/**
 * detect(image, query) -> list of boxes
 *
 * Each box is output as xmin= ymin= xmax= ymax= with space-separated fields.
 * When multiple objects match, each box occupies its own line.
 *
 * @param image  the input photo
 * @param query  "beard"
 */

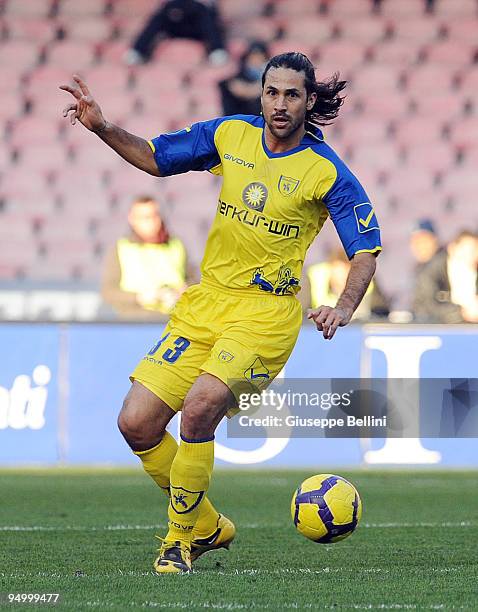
xmin=265 ymin=112 xmax=306 ymax=141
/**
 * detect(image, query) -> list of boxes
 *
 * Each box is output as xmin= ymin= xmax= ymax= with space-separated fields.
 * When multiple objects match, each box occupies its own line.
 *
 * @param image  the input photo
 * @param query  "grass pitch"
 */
xmin=0 ymin=469 xmax=476 ymax=610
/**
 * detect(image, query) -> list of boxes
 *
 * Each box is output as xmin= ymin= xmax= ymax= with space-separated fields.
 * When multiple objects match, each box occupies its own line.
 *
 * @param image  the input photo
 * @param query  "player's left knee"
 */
xmin=181 ymin=403 xmax=216 ymax=440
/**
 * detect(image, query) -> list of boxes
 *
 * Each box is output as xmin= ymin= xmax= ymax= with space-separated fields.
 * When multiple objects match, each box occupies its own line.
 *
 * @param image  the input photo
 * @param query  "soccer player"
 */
xmin=60 ymin=52 xmax=381 ymax=574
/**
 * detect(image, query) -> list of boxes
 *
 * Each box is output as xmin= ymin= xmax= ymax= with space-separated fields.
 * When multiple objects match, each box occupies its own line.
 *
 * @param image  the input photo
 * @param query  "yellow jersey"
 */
xmin=148 ymin=115 xmax=381 ymax=296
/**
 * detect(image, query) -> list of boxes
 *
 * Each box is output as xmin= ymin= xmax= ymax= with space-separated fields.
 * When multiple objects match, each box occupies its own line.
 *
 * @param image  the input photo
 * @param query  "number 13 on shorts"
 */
xmin=148 ymin=332 xmax=191 ymax=364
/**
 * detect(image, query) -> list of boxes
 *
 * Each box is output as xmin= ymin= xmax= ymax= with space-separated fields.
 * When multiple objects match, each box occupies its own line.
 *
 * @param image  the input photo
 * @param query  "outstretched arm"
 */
xmin=308 ymin=252 xmax=376 ymax=340
xmin=60 ymin=74 xmax=160 ymax=176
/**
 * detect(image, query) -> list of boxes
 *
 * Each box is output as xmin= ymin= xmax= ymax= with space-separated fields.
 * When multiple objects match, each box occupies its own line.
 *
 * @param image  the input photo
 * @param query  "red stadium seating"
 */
xmin=56 ymin=0 xmax=107 ymax=17
xmin=4 ymin=16 xmax=58 ymax=43
xmin=281 ymin=17 xmax=332 ymax=44
xmin=46 ymin=40 xmax=98 ymax=70
xmin=423 ymin=40 xmax=476 ymax=66
xmin=434 ymin=0 xmax=478 ymax=17
xmin=273 ymin=0 xmax=320 ymax=17
xmin=337 ymin=16 xmax=390 ymax=43
xmin=379 ymin=0 xmax=427 ymax=18
xmin=373 ymin=39 xmax=421 ymax=65
xmin=1 ymin=0 xmax=476 ymax=294
xmin=62 ymin=18 xmax=113 ymax=43
xmin=4 ymin=0 xmax=53 ymax=18
xmin=0 ymin=40 xmax=40 ymax=71
xmin=391 ymin=17 xmax=441 ymax=43
xmin=325 ymin=0 xmax=372 ymax=18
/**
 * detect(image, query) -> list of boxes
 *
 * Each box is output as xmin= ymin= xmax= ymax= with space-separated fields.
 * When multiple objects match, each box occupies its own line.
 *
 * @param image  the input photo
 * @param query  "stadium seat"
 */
xmin=121 ymin=114 xmax=170 ymax=140
xmin=81 ymin=64 xmax=130 ymax=96
xmin=351 ymin=142 xmax=402 ymax=174
xmin=28 ymin=85 xmax=78 ymax=119
xmin=110 ymin=0 xmax=156 ymax=17
xmin=423 ymin=40 xmax=476 ymax=66
xmin=140 ymin=90 xmax=191 ymax=121
xmin=393 ymin=116 xmax=445 ymax=147
xmin=16 ymin=142 xmax=70 ymax=173
xmin=220 ymin=0 xmax=266 ymax=21
xmin=337 ymin=118 xmax=390 ymax=147
xmin=349 ymin=64 xmax=400 ymax=94
xmin=448 ymin=117 xmax=478 ymax=148
xmin=62 ymin=18 xmax=113 ymax=42
xmin=281 ymin=16 xmax=332 ymax=44
xmin=411 ymin=93 xmax=465 ymax=123
xmin=391 ymin=16 xmax=441 ymax=43
xmin=440 ymin=168 xmax=478 ymax=212
xmin=72 ymin=142 xmax=125 ymax=171
xmin=458 ymin=67 xmax=478 ymax=95
xmin=434 ymin=0 xmax=478 ymax=17
xmin=336 ymin=16 xmax=389 ymax=43
xmin=0 ymin=91 xmax=24 ymax=121
xmin=53 ymin=166 xmax=106 ymax=196
xmin=273 ymin=0 xmax=320 ymax=17
xmin=46 ymin=40 xmax=98 ymax=70
xmin=4 ymin=0 xmax=52 ymax=18
xmin=402 ymin=142 xmax=457 ymax=174
xmin=107 ymin=164 xmax=161 ymax=201
xmin=152 ymin=39 xmax=206 ymax=67
xmin=97 ymin=40 xmax=130 ymax=63
xmin=316 ymin=41 xmax=368 ymax=73
xmin=325 ymin=0 xmax=372 ymax=18
xmin=4 ymin=16 xmax=58 ymax=44
xmin=269 ymin=40 xmax=316 ymax=60
xmin=404 ymin=65 xmax=454 ymax=94
xmin=133 ymin=63 xmax=185 ymax=95
xmin=57 ymin=0 xmax=107 ymax=17
xmin=0 ymin=40 xmax=40 ymax=72
xmin=379 ymin=0 xmax=427 ymax=18
xmin=26 ymin=65 xmax=73 ymax=95
xmin=358 ymin=92 xmax=408 ymax=119
xmin=9 ymin=115 xmax=62 ymax=147
xmin=387 ymin=164 xmax=437 ymax=193
xmin=372 ymin=40 xmax=421 ymax=65
xmin=443 ymin=18 xmax=478 ymax=43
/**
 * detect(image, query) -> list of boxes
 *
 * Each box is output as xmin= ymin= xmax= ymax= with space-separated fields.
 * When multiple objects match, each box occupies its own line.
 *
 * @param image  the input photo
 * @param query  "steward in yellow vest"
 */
xmin=102 ymin=196 xmax=188 ymax=319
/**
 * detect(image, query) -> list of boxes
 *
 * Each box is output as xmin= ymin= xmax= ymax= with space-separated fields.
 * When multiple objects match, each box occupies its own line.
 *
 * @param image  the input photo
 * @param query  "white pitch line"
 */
xmin=0 ymin=521 xmax=474 ymax=532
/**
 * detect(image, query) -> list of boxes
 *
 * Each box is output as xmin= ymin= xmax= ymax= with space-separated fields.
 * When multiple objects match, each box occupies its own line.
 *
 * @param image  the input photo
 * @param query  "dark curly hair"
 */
xmin=261 ymin=52 xmax=347 ymax=127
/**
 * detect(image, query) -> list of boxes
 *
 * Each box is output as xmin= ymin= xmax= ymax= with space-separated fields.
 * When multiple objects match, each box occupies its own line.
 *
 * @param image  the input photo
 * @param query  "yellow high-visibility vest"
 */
xmin=117 ymin=238 xmax=186 ymax=311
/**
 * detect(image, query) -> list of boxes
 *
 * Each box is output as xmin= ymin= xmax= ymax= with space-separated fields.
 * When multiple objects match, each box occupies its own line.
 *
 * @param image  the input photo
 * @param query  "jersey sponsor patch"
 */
xmin=354 ymin=202 xmax=379 ymax=233
xmin=242 ymin=182 xmax=268 ymax=212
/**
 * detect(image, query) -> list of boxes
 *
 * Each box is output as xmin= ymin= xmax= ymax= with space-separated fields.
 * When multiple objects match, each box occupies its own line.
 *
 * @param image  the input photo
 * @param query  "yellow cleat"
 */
xmin=190 ymin=514 xmax=236 ymax=562
xmin=153 ymin=539 xmax=191 ymax=574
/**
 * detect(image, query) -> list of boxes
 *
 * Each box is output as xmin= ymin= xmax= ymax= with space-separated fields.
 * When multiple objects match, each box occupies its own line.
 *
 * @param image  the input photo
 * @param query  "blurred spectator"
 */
xmin=413 ymin=230 xmax=478 ymax=323
xmin=124 ymin=0 xmax=228 ymax=66
xmin=303 ymin=248 xmax=389 ymax=320
xmin=102 ymin=195 xmax=189 ymax=320
xmin=410 ymin=219 xmax=440 ymax=267
xmin=219 ymin=41 xmax=268 ymax=116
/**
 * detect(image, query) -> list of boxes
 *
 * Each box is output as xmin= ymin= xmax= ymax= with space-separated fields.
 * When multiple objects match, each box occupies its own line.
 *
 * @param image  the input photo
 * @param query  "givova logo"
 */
xmin=0 ymin=365 xmax=51 ymax=430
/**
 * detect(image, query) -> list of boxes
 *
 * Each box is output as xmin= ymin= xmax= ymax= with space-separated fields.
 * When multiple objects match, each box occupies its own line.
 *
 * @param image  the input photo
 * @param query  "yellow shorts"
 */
xmin=130 ymin=281 xmax=303 ymax=416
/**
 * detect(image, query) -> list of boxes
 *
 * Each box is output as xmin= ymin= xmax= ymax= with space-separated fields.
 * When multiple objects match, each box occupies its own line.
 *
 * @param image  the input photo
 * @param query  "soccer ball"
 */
xmin=291 ymin=474 xmax=362 ymax=543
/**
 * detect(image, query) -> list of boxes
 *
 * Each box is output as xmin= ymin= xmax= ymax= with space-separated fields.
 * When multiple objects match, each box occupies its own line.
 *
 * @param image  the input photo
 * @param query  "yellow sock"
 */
xmin=166 ymin=435 xmax=215 ymax=545
xmin=134 ymin=432 xmax=219 ymax=538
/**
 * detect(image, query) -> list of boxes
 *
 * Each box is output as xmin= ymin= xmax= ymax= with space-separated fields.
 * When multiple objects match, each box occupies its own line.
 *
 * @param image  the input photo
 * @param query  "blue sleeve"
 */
xmin=149 ymin=118 xmax=225 ymax=176
xmin=323 ymin=164 xmax=382 ymax=259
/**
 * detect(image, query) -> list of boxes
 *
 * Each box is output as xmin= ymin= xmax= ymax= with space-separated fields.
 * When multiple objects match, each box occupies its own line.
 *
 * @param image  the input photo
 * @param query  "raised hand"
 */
xmin=307 ymin=305 xmax=353 ymax=340
xmin=59 ymin=74 xmax=106 ymax=132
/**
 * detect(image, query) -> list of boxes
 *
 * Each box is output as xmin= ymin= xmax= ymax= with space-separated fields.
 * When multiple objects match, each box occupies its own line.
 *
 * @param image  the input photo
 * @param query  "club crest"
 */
xmin=278 ymin=175 xmax=300 ymax=196
xmin=170 ymin=486 xmax=205 ymax=514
